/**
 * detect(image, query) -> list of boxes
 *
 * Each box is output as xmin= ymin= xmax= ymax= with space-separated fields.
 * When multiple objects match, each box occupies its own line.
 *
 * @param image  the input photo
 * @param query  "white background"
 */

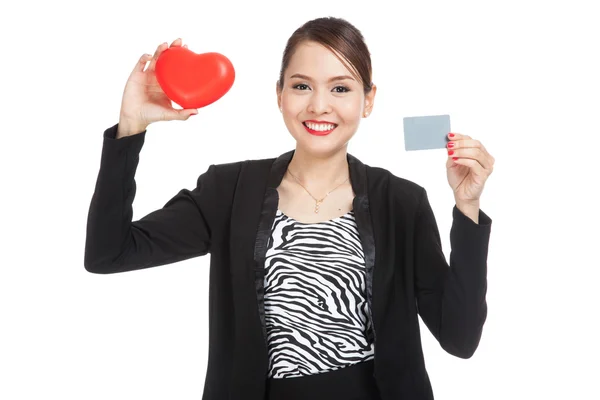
xmin=2 ymin=0 xmax=599 ymax=399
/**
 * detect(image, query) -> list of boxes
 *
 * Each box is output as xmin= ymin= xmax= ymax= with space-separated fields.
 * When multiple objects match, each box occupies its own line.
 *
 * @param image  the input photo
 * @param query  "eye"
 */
xmin=333 ymin=86 xmax=350 ymax=93
xmin=293 ymin=84 xmax=310 ymax=90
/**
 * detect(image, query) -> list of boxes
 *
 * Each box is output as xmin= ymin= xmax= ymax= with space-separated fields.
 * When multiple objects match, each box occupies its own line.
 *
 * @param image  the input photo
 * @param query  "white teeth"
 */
xmin=305 ymin=122 xmax=336 ymax=131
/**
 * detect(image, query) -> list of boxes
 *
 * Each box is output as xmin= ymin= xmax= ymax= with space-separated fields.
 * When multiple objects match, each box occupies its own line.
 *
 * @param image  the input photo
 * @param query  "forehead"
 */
xmin=286 ymin=41 xmax=355 ymax=80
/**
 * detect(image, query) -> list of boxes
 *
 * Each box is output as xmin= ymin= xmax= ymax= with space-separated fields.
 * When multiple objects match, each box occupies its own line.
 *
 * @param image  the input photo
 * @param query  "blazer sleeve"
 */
xmin=84 ymin=123 xmax=216 ymax=274
xmin=414 ymin=187 xmax=492 ymax=359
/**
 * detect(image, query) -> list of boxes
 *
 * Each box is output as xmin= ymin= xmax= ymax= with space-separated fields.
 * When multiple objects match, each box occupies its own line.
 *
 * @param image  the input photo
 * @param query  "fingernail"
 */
xmin=447 ymin=142 xmax=454 ymax=148
xmin=448 ymin=133 xmax=455 ymax=138
xmin=452 ymin=157 xmax=458 ymax=160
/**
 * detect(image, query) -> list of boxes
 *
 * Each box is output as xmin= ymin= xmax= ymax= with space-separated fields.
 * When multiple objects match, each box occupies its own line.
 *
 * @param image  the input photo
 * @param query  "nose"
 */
xmin=307 ymin=88 xmax=332 ymax=115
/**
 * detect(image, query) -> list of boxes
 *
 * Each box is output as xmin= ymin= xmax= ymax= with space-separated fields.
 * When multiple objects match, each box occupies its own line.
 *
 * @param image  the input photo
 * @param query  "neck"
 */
xmin=286 ymin=146 xmax=350 ymax=193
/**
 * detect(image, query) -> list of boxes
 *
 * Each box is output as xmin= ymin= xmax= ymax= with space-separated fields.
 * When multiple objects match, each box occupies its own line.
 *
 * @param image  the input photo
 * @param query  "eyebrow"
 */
xmin=289 ymin=73 xmax=355 ymax=82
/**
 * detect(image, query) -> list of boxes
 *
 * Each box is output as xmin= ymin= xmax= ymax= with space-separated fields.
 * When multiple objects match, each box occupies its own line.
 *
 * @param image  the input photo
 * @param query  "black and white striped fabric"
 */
xmin=264 ymin=208 xmax=375 ymax=379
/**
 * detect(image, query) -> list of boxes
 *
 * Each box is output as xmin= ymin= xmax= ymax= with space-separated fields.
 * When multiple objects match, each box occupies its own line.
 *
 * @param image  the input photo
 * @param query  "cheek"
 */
xmin=282 ymin=94 xmax=306 ymax=114
xmin=338 ymin=100 xmax=363 ymax=121
xmin=281 ymin=90 xmax=298 ymax=104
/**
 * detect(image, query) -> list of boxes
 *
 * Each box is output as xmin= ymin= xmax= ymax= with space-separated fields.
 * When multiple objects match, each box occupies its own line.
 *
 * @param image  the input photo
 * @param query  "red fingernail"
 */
xmin=448 ymin=150 xmax=454 ymax=155
xmin=447 ymin=142 xmax=454 ymax=148
xmin=452 ymin=157 xmax=458 ymax=160
xmin=449 ymin=133 xmax=455 ymax=138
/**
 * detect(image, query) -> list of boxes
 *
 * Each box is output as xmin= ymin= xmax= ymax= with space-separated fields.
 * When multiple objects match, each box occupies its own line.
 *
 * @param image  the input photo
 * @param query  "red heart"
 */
xmin=155 ymin=46 xmax=235 ymax=109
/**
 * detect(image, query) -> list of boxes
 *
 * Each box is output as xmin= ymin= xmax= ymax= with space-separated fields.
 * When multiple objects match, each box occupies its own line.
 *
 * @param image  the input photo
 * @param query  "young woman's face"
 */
xmin=277 ymin=41 xmax=375 ymax=156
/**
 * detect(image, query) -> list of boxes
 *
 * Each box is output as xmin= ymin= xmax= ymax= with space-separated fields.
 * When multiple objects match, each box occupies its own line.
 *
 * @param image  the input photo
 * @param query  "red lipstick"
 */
xmin=303 ymin=120 xmax=337 ymax=136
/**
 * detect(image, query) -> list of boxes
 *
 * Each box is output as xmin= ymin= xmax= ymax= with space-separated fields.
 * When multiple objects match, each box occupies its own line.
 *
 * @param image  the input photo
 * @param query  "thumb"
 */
xmin=170 ymin=108 xmax=198 ymax=120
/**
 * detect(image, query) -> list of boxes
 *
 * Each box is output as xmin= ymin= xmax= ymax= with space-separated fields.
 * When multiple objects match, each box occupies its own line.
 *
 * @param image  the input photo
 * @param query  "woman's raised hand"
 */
xmin=117 ymin=38 xmax=198 ymax=138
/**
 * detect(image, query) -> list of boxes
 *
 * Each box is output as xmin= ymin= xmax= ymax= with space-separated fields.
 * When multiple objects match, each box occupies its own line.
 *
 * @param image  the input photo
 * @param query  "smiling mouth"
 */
xmin=302 ymin=121 xmax=338 ymax=135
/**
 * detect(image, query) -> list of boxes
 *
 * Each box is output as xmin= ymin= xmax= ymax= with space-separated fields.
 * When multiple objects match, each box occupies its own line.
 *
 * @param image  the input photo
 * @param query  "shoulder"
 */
xmin=205 ymin=156 xmax=277 ymax=188
xmin=194 ymin=157 xmax=274 ymax=211
xmin=365 ymin=164 xmax=425 ymax=206
xmin=209 ymin=155 xmax=275 ymax=178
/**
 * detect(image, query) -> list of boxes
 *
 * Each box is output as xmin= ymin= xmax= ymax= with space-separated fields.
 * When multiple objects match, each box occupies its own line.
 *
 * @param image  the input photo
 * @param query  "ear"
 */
xmin=276 ymin=80 xmax=282 ymax=110
xmin=363 ymin=83 xmax=377 ymax=117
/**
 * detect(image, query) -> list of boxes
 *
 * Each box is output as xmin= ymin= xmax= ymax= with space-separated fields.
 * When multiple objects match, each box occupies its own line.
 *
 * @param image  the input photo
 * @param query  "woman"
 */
xmin=85 ymin=17 xmax=494 ymax=400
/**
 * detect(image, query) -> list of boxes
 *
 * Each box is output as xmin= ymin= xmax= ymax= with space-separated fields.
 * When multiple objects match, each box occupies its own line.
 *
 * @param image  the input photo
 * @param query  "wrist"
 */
xmin=455 ymin=200 xmax=480 ymax=224
xmin=455 ymin=197 xmax=480 ymax=208
xmin=117 ymin=117 xmax=147 ymax=138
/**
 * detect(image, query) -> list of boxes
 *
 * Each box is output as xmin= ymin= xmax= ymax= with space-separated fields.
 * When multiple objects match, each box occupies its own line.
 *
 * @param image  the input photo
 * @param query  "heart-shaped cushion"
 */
xmin=155 ymin=46 xmax=235 ymax=109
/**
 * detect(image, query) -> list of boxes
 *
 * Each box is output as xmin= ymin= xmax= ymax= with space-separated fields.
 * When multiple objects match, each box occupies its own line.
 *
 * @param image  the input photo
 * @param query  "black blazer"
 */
xmin=85 ymin=123 xmax=493 ymax=400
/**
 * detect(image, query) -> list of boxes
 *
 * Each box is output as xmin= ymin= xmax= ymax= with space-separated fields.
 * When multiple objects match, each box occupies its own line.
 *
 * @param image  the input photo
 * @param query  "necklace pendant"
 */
xmin=315 ymin=199 xmax=323 ymax=214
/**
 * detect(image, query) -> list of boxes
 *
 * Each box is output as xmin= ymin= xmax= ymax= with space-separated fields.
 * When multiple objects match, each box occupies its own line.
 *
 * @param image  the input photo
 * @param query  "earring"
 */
xmin=280 ymin=106 xmax=283 ymax=112
xmin=364 ymin=111 xmax=369 ymax=117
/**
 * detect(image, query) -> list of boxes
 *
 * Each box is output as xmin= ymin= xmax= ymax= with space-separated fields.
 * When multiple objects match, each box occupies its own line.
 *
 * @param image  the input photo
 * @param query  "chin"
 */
xmin=295 ymin=136 xmax=349 ymax=156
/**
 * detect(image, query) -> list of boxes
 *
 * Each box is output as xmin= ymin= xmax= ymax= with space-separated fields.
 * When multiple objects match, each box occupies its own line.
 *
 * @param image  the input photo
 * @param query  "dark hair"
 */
xmin=278 ymin=17 xmax=373 ymax=94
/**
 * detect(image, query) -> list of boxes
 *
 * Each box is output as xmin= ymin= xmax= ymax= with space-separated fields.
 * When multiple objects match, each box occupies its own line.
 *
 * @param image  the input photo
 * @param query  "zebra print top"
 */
xmin=264 ymin=208 xmax=375 ymax=379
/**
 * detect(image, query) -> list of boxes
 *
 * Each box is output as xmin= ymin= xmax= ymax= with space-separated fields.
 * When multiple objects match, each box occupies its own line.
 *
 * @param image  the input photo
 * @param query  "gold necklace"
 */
xmin=287 ymin=168 xmax=349 ymax=214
